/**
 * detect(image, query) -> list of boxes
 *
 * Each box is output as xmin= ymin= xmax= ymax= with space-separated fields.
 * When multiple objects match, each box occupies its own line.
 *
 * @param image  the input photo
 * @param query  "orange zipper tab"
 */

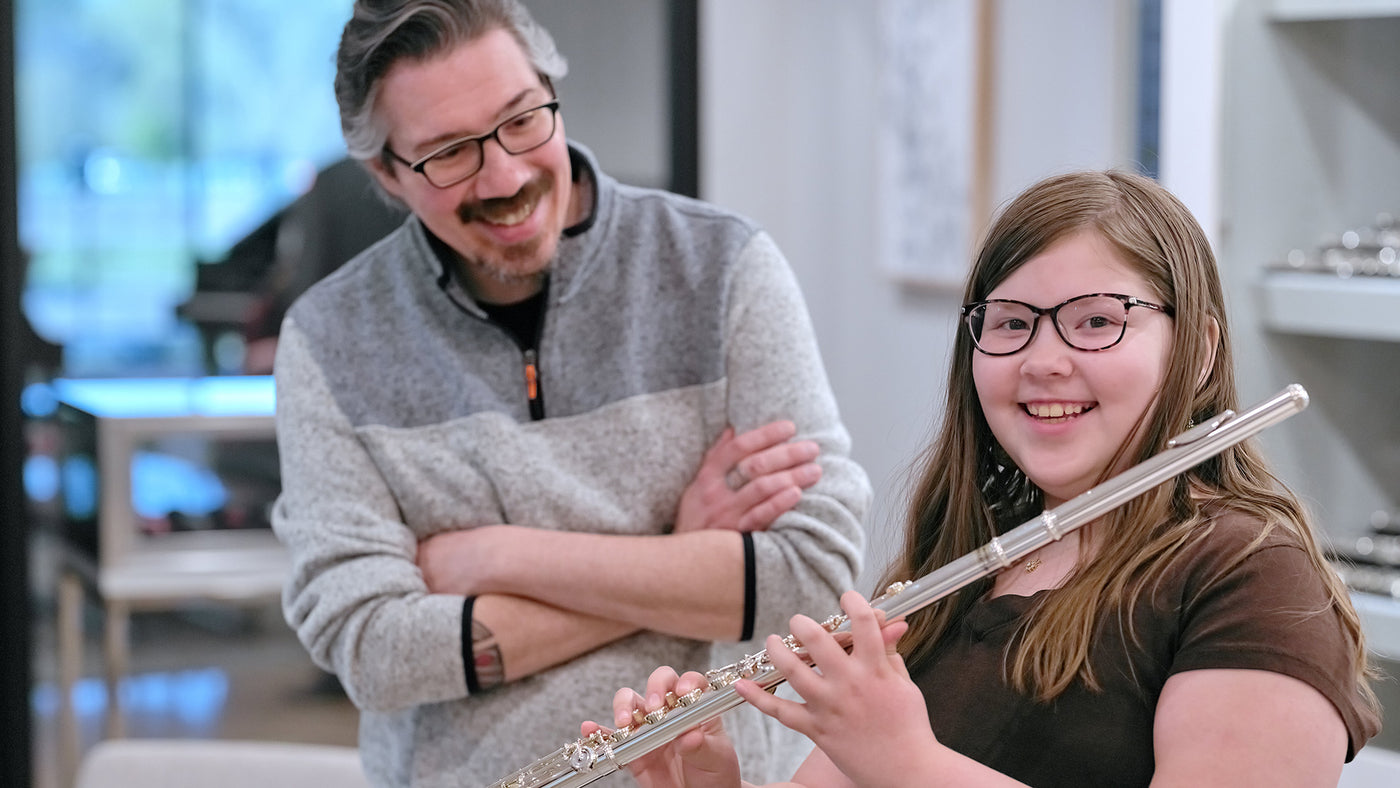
xmin=523 ymin=349 xmax=539 ymax=401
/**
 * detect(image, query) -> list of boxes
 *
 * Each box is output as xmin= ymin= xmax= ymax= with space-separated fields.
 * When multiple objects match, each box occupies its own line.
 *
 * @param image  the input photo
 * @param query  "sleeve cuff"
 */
xmin=462 ymin=595 xmax=480 ymax=694
xmin=741 ymin=532 xmax=757 ymax=641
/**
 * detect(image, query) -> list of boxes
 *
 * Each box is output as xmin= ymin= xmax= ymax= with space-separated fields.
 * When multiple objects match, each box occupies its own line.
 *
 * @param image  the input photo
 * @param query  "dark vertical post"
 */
xmin=666 ymin=0 xmax=699 ymax=198
xmin=0 ymin=0 xmax=35 ymax=783
xmin=1136 ymin=0 xmax=1162 ymax=179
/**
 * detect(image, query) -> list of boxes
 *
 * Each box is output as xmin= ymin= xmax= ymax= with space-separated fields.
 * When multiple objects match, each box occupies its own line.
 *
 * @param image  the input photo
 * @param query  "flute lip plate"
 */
xmin=1167 ymin=410 xmax=1235 ymax=448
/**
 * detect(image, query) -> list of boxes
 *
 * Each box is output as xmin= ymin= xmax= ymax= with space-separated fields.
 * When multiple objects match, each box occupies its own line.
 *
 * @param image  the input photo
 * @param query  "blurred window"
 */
xmin=17 ymin=0 xmax=354 ymax=377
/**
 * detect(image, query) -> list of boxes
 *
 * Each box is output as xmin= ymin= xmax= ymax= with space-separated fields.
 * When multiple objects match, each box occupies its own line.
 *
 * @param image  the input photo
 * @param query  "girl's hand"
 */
xmin=734 ymin=590 xmax=937 ymax=787
xmin=583 ymin=667 xmax=741 ymax=788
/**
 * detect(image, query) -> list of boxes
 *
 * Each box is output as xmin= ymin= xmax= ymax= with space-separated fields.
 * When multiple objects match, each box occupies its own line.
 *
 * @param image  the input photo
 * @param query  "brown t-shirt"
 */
xmin=909 ymin=511 xmax=1380 ymax=787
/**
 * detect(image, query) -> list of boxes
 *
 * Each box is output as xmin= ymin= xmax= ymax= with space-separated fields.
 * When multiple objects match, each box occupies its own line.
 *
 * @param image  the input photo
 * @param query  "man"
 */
xmin=271 ymin=1 xmax=869 ymax=785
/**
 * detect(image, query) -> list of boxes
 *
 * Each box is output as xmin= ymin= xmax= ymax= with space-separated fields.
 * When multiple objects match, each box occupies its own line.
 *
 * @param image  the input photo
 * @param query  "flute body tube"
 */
xmin=489 ymin=384 xmax=1310 ymax=788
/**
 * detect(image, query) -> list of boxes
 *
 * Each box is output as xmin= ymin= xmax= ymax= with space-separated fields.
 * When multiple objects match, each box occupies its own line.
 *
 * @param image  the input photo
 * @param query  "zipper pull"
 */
xmin=523 ymin=349 xmax=539 ymax=403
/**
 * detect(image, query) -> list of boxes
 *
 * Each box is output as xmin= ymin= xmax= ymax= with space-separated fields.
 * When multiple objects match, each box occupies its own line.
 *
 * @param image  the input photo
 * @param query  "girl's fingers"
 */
xmin=789 ymin=612 xmax=849 ymax=671
xmin=883 ymin=619 xmax=909 ymax=658
xmin=645 ymin=666 xmax=683 ymax=700
xmin=841 ymin=590 xmax=888 ymax=666
xmin=674 ymin=670 xmax=711 ymax=698
xmin=765 ymin=629 xmax=829 ymax=703
xmin=612 ymin=686 xmax=647 ymax=729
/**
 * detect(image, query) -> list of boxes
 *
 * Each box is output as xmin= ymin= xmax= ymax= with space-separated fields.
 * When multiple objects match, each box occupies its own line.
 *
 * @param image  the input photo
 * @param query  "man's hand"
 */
xmin=417 ymin=525 xmax=506 ymax=596
xmin=675 ymin=421 xmax=822 ymax=534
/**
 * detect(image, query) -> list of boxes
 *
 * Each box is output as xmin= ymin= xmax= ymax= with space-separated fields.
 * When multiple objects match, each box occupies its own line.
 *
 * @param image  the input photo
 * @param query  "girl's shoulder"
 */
xmin=1153 ymin=504 xmax=1317 ymax=604
xmin=1190 ymin=504 xmax=1307 ymax=556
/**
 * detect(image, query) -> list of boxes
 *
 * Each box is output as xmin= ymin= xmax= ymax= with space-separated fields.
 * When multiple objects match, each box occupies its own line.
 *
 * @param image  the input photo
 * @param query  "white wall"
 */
xmin=700 ymin=0 xmax=1140 ymax=591
xmin=529 ymin=0 xmax=670 ymax=188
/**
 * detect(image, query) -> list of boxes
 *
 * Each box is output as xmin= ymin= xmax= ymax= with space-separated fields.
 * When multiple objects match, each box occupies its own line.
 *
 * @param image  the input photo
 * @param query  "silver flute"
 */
xmin=489 ymin=384 xmax=1311 ymax=788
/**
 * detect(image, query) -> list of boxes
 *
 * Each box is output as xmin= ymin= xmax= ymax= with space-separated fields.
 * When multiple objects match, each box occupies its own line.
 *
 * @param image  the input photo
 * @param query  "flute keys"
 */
xmin=708 ymin=670 xmax=740 ymax=688
xmin=567 ymin=745 xmax=596 ymax=771
xmin=627 ymin=690 xmax=689 ymax=732
xmin=883 ymin=580 xmax=912 ymax=598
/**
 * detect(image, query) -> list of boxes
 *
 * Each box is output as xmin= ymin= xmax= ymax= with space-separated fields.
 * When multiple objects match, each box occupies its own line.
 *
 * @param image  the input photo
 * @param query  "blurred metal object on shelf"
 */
xmin=1281 ymin=212 xmax=1400 ymax=279
xmin=1331 ymin=509 xmax=1400 ymax=601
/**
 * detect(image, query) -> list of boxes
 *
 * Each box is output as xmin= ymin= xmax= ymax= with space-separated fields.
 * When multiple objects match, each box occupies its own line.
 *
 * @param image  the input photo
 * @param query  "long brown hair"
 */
xmin=881 ymin=170 xmax=1374 ymax=705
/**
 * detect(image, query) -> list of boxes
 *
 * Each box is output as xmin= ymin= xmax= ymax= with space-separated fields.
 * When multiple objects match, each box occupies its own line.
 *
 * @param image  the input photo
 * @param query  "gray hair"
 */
xmin=335 ymin=0 xmax=568 ymax=164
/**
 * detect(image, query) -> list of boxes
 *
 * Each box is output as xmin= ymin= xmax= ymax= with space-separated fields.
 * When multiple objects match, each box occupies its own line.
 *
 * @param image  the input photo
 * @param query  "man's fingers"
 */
xmin=681 ymin=422 xmax=821 ymax=534
xmin=728 ymin=420 xmax=798 ymax=456
xmin=713 ymin=421 xmax=800 ymax=486
xmin=708 ymin=421 xmax=817 ymax=495
xmin=739 ymin=439 xmax=819 ymax=481
xmin=729 ymin=442 xmax=819 ymax=492
xmin=734 ymin=486 xmax=803 ymax=532
xmin=732 ymin=462 xmax=820 ymax=503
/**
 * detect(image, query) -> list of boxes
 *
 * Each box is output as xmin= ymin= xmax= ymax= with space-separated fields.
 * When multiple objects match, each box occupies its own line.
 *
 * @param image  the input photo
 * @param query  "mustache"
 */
xmin=456 ymin=175 xmax=552 ymax=224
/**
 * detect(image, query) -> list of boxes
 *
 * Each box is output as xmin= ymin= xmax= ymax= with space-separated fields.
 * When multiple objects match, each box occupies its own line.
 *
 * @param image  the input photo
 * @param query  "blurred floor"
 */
xmin=28 ymin=532 xmax=359 ymax=788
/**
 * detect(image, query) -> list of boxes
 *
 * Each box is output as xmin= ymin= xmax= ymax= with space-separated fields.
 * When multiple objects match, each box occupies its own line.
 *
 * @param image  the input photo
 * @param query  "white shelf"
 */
xmin=1258 ymin=272 xmax=1400 ymax=342
xmin=1271 ymin=0 xmax=1400 ymax=20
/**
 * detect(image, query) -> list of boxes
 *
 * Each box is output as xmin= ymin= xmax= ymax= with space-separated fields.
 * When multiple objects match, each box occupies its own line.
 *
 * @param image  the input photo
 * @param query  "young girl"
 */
xmin=599 ymin=170 xmax=1381 ymax=787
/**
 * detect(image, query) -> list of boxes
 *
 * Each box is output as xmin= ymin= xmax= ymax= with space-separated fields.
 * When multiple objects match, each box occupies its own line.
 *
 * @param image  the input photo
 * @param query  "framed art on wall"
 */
xmin=877 ymin=0 xmax=995 ymax=289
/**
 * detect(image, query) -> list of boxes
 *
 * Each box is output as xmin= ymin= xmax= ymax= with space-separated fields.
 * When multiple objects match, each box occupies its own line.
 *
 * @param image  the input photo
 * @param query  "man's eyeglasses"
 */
xmin=961 ymin=293 xmax=1172 ymax=356
xmin=386 ymin=100 xmax=560 ymax=189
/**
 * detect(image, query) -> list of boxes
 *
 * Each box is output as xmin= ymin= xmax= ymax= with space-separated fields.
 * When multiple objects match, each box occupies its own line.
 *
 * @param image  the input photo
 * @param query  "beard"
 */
xmin=460 ymin=244 xmax=549 ymax=290
xmin=455 ymin=173 xmax=556 ymax=288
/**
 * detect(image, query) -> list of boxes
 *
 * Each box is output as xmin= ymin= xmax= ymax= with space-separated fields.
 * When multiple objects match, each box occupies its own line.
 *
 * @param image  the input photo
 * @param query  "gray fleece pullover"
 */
xmin=272 ymin=144 xmax=868 ymax=787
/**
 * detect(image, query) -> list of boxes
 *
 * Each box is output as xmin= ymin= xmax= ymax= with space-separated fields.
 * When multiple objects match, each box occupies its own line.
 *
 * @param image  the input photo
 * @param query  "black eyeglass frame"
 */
xmin=385 ymin=100 xmax=561 ymax=189
xmin=960 ymin=292 xmax=1173 ymax=356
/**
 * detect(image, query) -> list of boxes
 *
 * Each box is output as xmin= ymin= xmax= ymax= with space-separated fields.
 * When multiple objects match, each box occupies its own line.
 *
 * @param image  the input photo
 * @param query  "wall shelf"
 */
xmin=1259 ymin=272 xmax=1400 ymax=342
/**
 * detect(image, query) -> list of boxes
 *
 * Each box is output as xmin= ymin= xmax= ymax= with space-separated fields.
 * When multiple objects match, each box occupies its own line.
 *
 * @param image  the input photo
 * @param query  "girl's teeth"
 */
xmin=1029 ymin=403 xmax=1084 ymax=418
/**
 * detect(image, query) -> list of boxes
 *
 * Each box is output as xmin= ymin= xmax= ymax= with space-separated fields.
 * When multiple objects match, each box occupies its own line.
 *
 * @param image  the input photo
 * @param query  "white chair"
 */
xmin=74 ymin=739 xmax=371 ymax=788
